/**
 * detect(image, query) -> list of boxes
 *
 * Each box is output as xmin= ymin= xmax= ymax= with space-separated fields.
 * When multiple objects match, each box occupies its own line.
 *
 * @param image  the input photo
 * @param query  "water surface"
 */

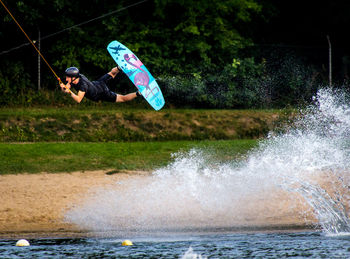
xmin=2 ymin=231 xmax=350 ymax=258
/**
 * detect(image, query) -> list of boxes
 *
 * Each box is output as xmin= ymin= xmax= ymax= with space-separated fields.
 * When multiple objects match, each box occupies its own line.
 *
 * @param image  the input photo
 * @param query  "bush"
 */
xmin=159 ymin=57 xmax=266 ymax=108
xmin=1 ymin=53 xmax=323 ymax=108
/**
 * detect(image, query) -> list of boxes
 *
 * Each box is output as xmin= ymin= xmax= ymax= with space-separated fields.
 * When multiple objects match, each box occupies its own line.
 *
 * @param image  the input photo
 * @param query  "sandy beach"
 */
xmin=0 ymin=170 xmax=149 ymax=237
xmin=0 ymin=170 xmax=319 ymax=238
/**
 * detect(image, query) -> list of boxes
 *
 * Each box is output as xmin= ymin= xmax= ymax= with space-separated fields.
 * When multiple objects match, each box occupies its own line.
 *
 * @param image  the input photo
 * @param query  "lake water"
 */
xmin=2 ymin=231 xmax=350 ymax=258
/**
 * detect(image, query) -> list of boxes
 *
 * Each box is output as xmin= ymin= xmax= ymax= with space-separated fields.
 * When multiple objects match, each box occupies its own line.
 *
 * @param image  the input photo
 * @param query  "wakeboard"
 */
xmin=107 ymin=40 xmax=165 ymax=110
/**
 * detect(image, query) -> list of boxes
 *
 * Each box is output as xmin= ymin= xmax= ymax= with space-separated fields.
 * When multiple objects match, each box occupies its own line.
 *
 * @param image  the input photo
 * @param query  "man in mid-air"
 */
xmin=59 ymin=66 xmax=141 ymax=103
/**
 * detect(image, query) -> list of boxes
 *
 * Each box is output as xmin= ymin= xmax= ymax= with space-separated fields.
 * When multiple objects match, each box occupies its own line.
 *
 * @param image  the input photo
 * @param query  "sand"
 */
xmin=0 ymin=170 xmax=317 ymax=238
xmin=0 ymin=170 xmax=148 ymax=237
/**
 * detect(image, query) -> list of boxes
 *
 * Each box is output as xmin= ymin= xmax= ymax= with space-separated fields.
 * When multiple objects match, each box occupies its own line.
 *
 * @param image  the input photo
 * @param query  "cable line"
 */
xmin=0 ymin=0 xmax=71 ymax=92
xmin=0 ymin=0 xmax=148 ymax=56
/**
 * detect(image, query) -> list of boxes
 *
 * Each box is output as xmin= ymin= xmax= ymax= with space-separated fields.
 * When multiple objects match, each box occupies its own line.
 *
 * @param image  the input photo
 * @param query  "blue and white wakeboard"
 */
xmin=107 ymin=40 xmax=165 ymax=110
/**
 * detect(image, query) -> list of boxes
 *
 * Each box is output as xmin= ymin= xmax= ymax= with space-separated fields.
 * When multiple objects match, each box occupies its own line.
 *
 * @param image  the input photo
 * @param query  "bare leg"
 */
xmin=111 ymin=66 xmax=141 ymax=102
xmin=116 ymin=92 xmax=138 ymax=103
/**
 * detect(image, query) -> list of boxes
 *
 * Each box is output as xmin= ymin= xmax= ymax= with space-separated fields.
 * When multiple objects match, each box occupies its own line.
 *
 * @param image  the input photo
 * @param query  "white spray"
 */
xmin=66 ymin=88 xmax=350 ymax=234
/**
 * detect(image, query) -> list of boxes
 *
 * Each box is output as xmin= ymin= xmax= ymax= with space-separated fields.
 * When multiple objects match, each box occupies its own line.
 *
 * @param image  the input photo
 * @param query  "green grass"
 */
xmin=0 ymin=107 xmax=292 ymax=142
xmin=0 ymin=140 xmax=258 ymax=174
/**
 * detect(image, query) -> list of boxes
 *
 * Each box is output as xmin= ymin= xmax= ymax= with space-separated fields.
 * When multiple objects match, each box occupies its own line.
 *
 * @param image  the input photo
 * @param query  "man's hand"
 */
xmin=59 ymin=81 xmax=71 ymax=94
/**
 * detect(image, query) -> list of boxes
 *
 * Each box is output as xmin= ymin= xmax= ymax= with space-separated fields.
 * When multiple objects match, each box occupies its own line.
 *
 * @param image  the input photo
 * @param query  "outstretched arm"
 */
xmin=60 ymin=82 xmax=85 ymax=103
xmin=70 ymin=91 xmax=85 ymax=103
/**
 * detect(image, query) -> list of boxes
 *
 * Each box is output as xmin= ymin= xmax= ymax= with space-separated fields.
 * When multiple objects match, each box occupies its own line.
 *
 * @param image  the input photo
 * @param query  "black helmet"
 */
xmin=65 ymin=67 xmax=80 ymax=77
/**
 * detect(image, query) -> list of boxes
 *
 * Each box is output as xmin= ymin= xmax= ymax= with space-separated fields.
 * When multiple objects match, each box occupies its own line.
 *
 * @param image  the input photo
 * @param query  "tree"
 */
xmin=0 ymin=0 xmax=265 ymax=106
xmin=151 ymin=0 xmax=262 ymax=74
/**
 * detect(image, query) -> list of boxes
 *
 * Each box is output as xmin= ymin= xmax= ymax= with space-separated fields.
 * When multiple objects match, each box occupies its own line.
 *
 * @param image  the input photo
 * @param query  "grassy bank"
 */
xmin=0 ymin=107 xmax=292 ymax=142
xmin=0 ymin=140 xmax=258 ymax=174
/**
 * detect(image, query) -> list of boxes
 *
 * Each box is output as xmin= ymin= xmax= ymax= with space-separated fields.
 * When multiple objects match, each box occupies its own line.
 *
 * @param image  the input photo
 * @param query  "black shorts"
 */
xmin=94 ymin=74 xmax=117 ymax=102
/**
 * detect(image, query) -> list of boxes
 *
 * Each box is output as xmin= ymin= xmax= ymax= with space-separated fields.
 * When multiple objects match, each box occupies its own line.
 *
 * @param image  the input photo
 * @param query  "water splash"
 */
xmin=246 ymin=88 xmax=350 ymax=234
xmin=65 ymin=88 xmax=350 ymax=235
xmin=181 ymin=247 xmax=207 ymax=259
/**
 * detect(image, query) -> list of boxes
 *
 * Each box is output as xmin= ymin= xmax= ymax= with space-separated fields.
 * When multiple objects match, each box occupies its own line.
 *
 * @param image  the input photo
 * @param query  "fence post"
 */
xmin=38 ymin=29 xmax=41 ymax=91
xmin=327 ymin=35 xmax=332 ymax=87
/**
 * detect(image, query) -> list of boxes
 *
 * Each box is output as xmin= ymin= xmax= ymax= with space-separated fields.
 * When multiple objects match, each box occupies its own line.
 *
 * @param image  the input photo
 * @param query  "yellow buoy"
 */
xmin=16 ymin=239 xmax=30 ymax=247
xmin=122 ymin=240 xmax=133 ymax=246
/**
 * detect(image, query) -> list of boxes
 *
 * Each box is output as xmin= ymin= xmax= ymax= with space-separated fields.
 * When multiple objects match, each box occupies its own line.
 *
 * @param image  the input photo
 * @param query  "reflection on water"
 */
xmin=66 ymin=88 xmax=350 ymax=235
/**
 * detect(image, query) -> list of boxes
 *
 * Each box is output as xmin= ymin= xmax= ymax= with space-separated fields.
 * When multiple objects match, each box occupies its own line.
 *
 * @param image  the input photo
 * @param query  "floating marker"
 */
xmin=122 ymin=240 xmax=133 ymax=246
xmin=16 ymin=239 xmax=30 ymax=247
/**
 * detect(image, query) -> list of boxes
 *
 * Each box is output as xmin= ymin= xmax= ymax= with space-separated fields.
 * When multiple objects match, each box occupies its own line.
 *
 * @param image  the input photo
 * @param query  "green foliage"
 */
xmin=0 ymin=107 xmax=289 ymax=142
xmin=152 ymin=0 xmax=261 ymax=73
xmin=0 ymin=0 xmax=266 ymax=106
xmin=160 ymin=57 xmax=266 ymax=108
xmin=256 ymin=48 xmax=322 ymax=107
xmin=0 ymin=0 xmax=326 ymax=108
xmin=0 ymin=61 xmax=31 ymax=106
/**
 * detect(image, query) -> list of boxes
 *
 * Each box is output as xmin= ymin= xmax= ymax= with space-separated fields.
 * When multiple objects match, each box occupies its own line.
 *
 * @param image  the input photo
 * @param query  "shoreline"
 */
xmin=0 ymin=225 xmax=315 ymax=239
xmin=0 ymin=170 xmax=316 ymax=239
